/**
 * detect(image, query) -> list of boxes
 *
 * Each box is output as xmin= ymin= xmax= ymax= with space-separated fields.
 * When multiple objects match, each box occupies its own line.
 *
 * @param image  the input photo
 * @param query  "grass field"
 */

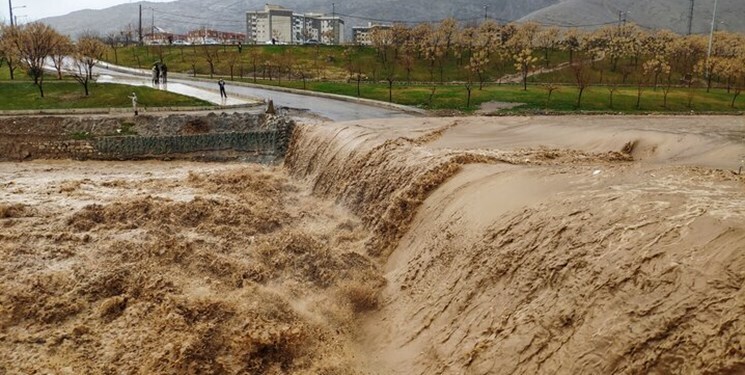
xmin=101 ymin=45 xmax=742 ymax=113
xmin=0 ymin=66 xmax=210 ymax=111
xmin=233 ymin=78 xmax=743 ymax=113
xmin=111 ymin=44 xmax=519 ymax=83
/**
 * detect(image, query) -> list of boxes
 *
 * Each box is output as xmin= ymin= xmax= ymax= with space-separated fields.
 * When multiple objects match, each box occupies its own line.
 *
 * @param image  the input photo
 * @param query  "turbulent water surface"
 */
xmin=1 ymin=115 xmax=745 ymax=374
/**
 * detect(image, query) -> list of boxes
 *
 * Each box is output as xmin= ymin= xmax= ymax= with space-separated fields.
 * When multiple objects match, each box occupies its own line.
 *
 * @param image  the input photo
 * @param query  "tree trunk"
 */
xmin=636 ymin=88 xmax=643 ymax=109
xmin=36 ymin=80 xmax=45 ymax=98
xmin=388 ymin=79 xmax=393 ymax=103
xmin=576 ymin=87 xmax=585 ymax=109
xmin=732 ymin=91 xmax=741 ymax=108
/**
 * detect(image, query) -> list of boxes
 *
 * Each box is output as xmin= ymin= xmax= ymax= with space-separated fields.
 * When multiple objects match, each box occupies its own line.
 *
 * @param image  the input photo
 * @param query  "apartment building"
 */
xmin=246 ymin=4 xmax=344 ymax=45
xmin=352 ymin=23 xmax=392 ymax=45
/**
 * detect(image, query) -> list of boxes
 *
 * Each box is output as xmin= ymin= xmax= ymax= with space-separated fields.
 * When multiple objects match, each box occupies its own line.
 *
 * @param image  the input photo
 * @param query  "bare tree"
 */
xmin=571 ymin=59 xmax=591 ymax=109
xmin=14 ymin=22 xmax=63 ymax=98
xmin=105 ymin=31 xmax=122 ymax=64
xmin=50 ymin=34 xmax=73 ymax=80
xmin=607 ymin=83 xmax=619 ymax=109
xmin=542 ymin=83 xmax=559 ymax=108
xmin=201 ymin=45 xmax=217 ymax=78
xmin=247 ymin=46 xmax=262 ymax=83
xmin=295 ymin=62 xmax=313 ymax=90
xmin=72 ymin=36 xmax=107 ymax=96
xmin=224 ymin=51 xmax=240 ymax=80
xmin=464 ymin=76 xmax=473 ymax=108
xmin=0 ymin=25 xmax=20 ymax=80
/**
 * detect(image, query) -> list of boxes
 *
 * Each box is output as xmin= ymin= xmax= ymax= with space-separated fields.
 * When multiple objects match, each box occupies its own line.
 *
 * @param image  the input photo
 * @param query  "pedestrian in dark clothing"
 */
xmin=160 ymin=63 xmax=168 ymax=84
xmin=218 ymin=79 xmax=227 ymax=99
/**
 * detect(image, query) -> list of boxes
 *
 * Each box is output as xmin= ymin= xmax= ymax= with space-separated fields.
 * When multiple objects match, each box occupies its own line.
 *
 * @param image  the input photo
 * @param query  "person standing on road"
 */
xmin=128 ymin=92 xmax=138 ymax=115
xmin=160 ymin=63 xmax=168 ymax=84
xmin=218 ymin=79 xmax=227 ymax=101
xmin=151 ymin=64 xmax=159 ymax=85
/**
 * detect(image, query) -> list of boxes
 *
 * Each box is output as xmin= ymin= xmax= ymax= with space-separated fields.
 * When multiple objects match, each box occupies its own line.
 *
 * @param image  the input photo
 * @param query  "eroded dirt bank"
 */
xmin=286 ymin=116 xmax=745 ymax=374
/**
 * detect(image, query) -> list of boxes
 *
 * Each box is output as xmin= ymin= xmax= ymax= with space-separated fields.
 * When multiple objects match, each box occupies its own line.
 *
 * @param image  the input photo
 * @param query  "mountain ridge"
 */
xmin=39 ymin=0 xmax=744 ymax=39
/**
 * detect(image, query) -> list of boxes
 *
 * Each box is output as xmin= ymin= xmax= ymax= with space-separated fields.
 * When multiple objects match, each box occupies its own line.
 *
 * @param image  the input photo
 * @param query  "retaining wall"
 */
xmin=0 ymin=113 xmax=294 ymax=162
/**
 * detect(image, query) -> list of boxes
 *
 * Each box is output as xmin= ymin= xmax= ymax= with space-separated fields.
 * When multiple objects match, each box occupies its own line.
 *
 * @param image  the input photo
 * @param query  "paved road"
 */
xmin=95 ymin=63 xmax=417 ymax=122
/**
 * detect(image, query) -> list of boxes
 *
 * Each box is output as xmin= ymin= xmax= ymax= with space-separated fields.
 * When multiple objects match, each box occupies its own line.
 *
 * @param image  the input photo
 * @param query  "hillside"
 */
xmin=520 ymin=0 xmax=745 ymax=34
xmin=37 ymin=0 xmax=745 ymax=41
xmin=41 ymin=0 xmax=559 ymax=38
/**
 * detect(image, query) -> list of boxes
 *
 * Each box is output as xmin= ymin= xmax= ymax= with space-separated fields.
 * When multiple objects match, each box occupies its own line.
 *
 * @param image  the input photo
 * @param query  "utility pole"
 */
xmin=151 ymin=8 xmax=155 ymax=36
xmin=8 ymin=0 xmax=14 ymax=27
xmin=706 ymin=0 xmax=718 ymax=81
xmin=138 ymin=4 xmax=143 ymax=45
xmin=484 ymin=5 xmax=488 ymax=22
xmin=687 ymin=0 xmax=695 ymax=35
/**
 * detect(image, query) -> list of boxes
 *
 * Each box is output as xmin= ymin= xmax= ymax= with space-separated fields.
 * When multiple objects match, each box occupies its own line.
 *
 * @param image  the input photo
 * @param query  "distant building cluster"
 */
xmin=144 ymin=28 xmax=245 ymax=46
xmin=245 ymin=4 xmax=344 ymax=45
xmin=352 ymin=23 xmax=392 ymax=46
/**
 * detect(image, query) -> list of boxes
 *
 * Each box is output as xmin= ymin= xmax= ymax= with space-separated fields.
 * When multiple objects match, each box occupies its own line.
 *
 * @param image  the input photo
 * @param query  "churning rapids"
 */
xmin=1 ymin=115 xmax=745 ymax=374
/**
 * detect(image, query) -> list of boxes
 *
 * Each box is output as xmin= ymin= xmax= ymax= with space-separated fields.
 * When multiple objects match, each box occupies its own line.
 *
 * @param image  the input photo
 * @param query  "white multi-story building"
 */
xmin=246 ymin=4 xmax=344 ymax=45
xmin=352 ymin=23 xmax=392 ymax=46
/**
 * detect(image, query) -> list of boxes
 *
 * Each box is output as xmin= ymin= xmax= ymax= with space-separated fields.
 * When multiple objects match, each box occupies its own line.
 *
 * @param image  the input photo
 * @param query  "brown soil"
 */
xmin=0 ymin=112 xmax=282 ymax=139
xmin=2 ymin=115 xmax=745 ymax=374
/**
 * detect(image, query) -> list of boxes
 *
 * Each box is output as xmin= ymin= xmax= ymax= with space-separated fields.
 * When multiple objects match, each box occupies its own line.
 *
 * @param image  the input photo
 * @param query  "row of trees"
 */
xmin=362 ymin=20 xmax=745 ymax=107
xmin=0 ymin=23 xmax=107 ymax=97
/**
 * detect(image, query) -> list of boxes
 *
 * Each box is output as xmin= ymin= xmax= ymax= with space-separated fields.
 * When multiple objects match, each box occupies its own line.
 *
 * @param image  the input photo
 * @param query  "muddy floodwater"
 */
xmin=0 ymin=161 xmax=381 ymax=374
xmin=2 ymin=115 xmax=745 ymax=374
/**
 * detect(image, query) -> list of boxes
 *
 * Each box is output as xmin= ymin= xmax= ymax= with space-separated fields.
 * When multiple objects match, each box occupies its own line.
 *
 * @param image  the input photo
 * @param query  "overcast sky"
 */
xmin=2 ymin=0 xmax=173 ymax=23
